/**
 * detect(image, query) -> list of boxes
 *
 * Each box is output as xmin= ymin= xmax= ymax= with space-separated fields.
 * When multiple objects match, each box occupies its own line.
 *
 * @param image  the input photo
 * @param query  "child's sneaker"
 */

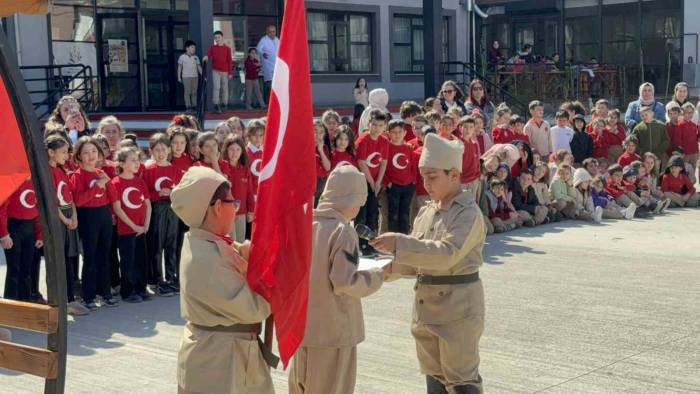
xmin=661 ymin=198 xmax=671 ymax=212
xmin=594 ymin=206 xmax=603 ymax=223
xmin=138 ymin=291 xmax=152 ymax=301
xmin=83 ymin=301 xmax=98 ymax=311
xmin=652 ymin=201 xmax=662 ymax=214
xmin=123 ymin=294 xmax=142 ymax=304
xmin=523 ymin=218 xmax=536 ymax=227
xmin=505 ymin=223 xmax=517 ymax=231
xmin=156 ymin=283 xmax=175 ymax=297
xmin=103 ymin=298 xmax=119 ymax=307
xmin=68 ymin=301 xmax=90 ymax=316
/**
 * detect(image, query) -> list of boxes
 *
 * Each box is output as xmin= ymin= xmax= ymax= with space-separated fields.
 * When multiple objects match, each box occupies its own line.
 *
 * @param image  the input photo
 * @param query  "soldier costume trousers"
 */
xmin=289 ymin=346 xmax=357 ymax=394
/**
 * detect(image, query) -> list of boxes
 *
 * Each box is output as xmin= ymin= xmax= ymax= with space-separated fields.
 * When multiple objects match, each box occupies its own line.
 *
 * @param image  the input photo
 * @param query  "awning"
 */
xmin=0 ymin=0 xmax=49 ymax=18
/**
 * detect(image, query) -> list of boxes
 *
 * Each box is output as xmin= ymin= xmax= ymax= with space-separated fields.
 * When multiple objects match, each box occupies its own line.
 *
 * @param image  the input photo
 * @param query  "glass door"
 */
xmin=97 ymin=13 xmax=141 ymax=111
xmin=143 ymin=18 xmax=188 ymax=110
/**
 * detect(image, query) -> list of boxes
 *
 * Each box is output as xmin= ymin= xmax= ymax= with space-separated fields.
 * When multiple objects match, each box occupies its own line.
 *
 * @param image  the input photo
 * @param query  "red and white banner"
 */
xmin=247 ymin=0 xmax=316 ymax=367
xmin=0 ymin=74 xmax=30 ymax=205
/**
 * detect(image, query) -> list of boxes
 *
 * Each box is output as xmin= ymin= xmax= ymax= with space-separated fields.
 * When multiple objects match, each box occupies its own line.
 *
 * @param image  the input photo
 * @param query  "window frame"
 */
xmin=306 ymin=9 xmax=373 ymax=74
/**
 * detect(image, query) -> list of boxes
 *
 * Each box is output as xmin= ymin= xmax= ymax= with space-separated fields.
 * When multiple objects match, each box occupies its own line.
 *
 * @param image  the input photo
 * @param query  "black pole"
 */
xmin=423 ymin=0 xmax=443 ymax=98
xmin=0 ymin=29 xmax=67 ymax=394
xmin=189 ymin=0 xmax=214 ymax=123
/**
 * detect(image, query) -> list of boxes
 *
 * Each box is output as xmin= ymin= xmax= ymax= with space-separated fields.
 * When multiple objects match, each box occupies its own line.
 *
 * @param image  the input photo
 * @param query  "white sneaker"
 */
xmin=67 ymin=301 xmax=90 ymax=316
xmin=661 ymin=198 xmax=671 ymax=212
xmin=594 ymin=206 xmax=603 ymax=222
xmin=625 ymin=203 xmax=637 ymax=220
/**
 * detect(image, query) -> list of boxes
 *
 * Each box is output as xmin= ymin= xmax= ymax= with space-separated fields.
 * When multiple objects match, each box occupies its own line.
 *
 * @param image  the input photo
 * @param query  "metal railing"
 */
xmin=440 ymin=61 xmax=529 ymax=116
xmin=19 ymin=64 xmax=96 ymax=119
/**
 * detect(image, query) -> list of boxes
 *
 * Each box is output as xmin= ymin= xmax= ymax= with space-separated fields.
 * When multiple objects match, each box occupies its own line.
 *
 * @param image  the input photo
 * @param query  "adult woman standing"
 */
xmin=438 ymin=80 xmax=467 ymax=114
xmin=488 ymin=40 xmax=505 ymax=71
xmin=624 ymin=82 xmax=665 ymax=130
xmin=666 ymin=82 xmax=699 ymax=123
xmin=464 ymin=79 xmax=496 ymax=128
xmin=353 ymin=77 xmax=369 ymax=107
xmin=45 ymin=95 xmax=92 ymax=143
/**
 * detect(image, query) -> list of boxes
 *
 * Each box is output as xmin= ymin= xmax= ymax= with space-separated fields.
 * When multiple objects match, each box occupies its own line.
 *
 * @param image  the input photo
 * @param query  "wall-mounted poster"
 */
xmin=108 ymin=39 xmax=128 ymax=73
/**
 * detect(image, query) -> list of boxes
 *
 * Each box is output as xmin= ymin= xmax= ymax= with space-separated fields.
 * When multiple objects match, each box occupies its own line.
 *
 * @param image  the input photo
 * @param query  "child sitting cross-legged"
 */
xmin=572 ymin=168 xmax=604 ymax=222
xmin=605 ymin=164 xmax=648 ymax=218
xmin=632 ymin=161 xmax=670 ymax=213
xmin=511 ymin=168 xmax=549 ymax=226
xmin=622 ymin=165 xmax=661 ymax=215
xmin=485 ymin=178 xmax=519 ymax=233
xmin=549 ymin=164 xmax=578 ymax=219
xmin=661 ymin=155 xmax=700 ymax=208
xmin=532 ymin=163 xmax=562 ymax=222
xmin=591 ymin=177 xmax=636 ymax=220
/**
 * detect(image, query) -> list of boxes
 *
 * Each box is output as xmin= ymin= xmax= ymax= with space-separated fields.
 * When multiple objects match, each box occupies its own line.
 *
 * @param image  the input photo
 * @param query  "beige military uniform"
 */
xmin=289 ymin=166 xmax=384 ymax=394
xmin=391 ymin=191 xmax=486 ymax=394
xmin=177 ymin=228 xmax=273 ymax=394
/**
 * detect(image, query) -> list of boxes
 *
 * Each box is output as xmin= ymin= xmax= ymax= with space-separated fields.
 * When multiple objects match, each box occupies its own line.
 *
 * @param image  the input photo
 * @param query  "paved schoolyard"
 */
xmin=2 ymin=208 xmax=700 ymax=393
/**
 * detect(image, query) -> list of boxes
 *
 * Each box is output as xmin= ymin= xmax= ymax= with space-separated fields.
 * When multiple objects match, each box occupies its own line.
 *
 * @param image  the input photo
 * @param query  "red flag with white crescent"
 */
xmin=0 ymin=70 xmax=31 ymax=205
xmin=247 ymin=0 xmax=316 ymax=367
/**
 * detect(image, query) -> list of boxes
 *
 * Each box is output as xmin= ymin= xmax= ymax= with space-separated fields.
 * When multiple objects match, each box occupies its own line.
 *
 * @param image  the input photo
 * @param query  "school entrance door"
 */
xmin=97 ymin=13 xmax=142 ymax=112
xmin=143 ymin=16 xmax=189 ymax=111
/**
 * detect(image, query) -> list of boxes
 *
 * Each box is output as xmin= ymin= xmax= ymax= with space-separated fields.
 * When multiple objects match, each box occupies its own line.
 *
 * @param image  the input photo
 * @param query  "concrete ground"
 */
xmin=2 ymin=208 xmax=700 ymax=393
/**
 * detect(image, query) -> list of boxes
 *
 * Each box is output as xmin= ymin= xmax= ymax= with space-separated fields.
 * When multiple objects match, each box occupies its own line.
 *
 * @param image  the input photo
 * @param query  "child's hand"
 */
xmin=1 ymin=235 xmax=13 ymax=250
xmin=96 ymin=176 xmax=109 ymax=188
xmin=133 ymin=225 xmax=146 ymax=235
xmin=159 ymin=188 xmax=172 ymax=197
xmin=35 ymin=240 xmax=43 ymax=249
xmin=247 ymin=212 xmax=255 ymax=223
xmin=69 ymin=217 xmax=78 ymax=230
xmin=374 ymin=181 xmax=382 ymax=196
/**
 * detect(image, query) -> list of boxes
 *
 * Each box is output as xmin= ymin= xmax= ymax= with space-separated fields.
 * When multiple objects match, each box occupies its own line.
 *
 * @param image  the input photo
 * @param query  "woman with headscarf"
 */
xmin=357 ymin=88 xmax=389 ymax=133
xmin=624 ymin=82 xmax=665 ymax=130
xmin=464 ymin=79 xmax=496 ymax=129
xmin=437 ymin=80 xmax=467 ymax=114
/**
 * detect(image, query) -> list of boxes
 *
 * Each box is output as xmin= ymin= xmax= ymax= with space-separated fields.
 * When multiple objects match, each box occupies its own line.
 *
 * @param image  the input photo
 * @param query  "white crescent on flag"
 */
xmin=250 ymin=158 xmax=263 ymax=177
xmin=259 ymin=58 xmax=290 ymax=183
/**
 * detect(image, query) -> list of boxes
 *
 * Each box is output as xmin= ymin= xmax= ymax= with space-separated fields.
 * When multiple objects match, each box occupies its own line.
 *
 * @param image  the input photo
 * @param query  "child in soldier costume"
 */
xmin=171 ymin=166 xmax=277 ymax=394
xmin=289 ymin=164 xmax=386 ymax=394
xmin=372 ymin=133 xmax=487 ymax=394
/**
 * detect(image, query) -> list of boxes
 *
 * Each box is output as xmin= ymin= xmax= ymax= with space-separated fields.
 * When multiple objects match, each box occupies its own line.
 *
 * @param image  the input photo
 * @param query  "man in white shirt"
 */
xmin=550 ymin=110 xmax=575 ymax=153
xmin=256 ymin=25 xmax=279 ymax=103
xmin=177 ymin=40 xmax=202 ymax=112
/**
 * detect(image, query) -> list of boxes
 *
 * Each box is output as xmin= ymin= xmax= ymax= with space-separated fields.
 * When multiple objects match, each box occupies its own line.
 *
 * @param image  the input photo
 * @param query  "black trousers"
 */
xmin=263 ymin=80 xmax=272 ymax=103
xmin=3 ymin=218 xmax=36 ymax=301
xmin=60 ymin=206 xmax=75 ymax=302
xmin=314 ymin=177 xmax=327 ymax=208
xmin=118 ymin=233 xmax=147 ymax=298
xmin=356 ymin=182 xmax=379 ymax=251
xmin=387 ymin=183 xmax=415 ymax=234
xmin=77 ymin=206 xmax=113 ymax=303
xmin=147 ymin=201 xmax=178 ymax=286
xmin=31 ymin=247 xmax=43 ymax=300
xmin=109 ymin=225 xmax=120 ymax=288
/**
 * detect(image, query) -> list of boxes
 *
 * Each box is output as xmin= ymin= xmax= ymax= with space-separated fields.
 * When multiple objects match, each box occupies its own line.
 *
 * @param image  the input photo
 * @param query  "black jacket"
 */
xmin=570 ymin=131 xmax=593 ymax=164
xmin=510 ymin=180 xmax=539 ymax=215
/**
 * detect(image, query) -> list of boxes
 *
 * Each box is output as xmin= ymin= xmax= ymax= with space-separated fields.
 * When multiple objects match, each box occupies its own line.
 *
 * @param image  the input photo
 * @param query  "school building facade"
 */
xmin=1 ymin=0 xmax=472 ymax=114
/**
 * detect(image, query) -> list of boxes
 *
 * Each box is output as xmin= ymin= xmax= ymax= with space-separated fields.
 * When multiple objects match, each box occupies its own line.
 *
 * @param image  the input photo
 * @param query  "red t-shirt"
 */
xmin=142 ymin=162 xmax=182 ymax=202
xmin=589 ymin=130 xmax=610 ymax=159
xmin=385 ymin=143 xmax=415 ymax=186
xmin=109 ymin=176 xmax=150 ymax=235
xmin=206 ymin=44 xmax=233 ymax=74
xmin=50 ymin=166 xmax=74 ymax=207
xmin=171 ymin=154 xmax=194 ymax=176
xmin=606 ymin=124 xmax=626 ymax=147
xmin=229 ymin=164 xmax=255 ymax=216
xmin=492 ymin=126 xmax=515 ymax=144
xmin=510 ymin=133 xmax=530 ymax=144
xmin=246 ymin=146 xmax=264 ymax=199
xmin=355 ymin=132 xmax=389 ymax=180
xmin=407 ymin=137 xmax=422 ymax=150
xmin=403 ymin=124 xmax=416 ymax=142
xmin=667 ymin=120 xmax=699 ymax=156
xmin=70 ymin=168 xmax=114 ymax=208
xmin=0 ymin=179 xmax=41 ymax=239
xmin=413 ymin=146 xmax=428 ymax=196
xmin=661 ymin=173 xmax=696 ymax=194
xmin=461 ymin=138 xmax=481 ymax=184
xmin=617 ymin=151 xmax=641 ymax=168
xmin=316 ymin=145 xmax=331 ymax=178
xmin=605 ymin=178 xmax=626 ymax=198
xmin=622 ymin=179 xmax=636 ymax=192
xmin=331 ymin=150 xmax=357 ymax=169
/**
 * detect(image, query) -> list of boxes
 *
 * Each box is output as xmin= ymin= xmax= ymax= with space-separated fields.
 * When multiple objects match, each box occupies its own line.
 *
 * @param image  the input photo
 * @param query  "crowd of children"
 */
xmin=2 ymin=79 xmax=700 ymax=313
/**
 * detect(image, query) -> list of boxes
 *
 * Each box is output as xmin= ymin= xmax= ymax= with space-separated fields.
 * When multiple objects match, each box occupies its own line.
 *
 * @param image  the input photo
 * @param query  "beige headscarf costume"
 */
xmin=171 ymin=166 xmax=229 ymax=228
xmin=317 ymin=165 xmax=368 ymax=210
xmin=419 ymin=133 xmax=464 ymax=171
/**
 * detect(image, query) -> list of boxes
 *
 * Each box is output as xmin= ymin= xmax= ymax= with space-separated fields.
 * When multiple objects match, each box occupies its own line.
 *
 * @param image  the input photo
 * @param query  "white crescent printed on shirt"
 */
xmin=89 ymin=179 xmax=105 ymax=198
xmin=154 ymin=176 xmax=172 ymax=192
xmin=56 ymin=181 xmax=69 ymax=206
xmin=19 ymin=189 xmax=36 ymax=209
xmin=122 ymin=187 xmax=144 ymax=209
xmin=366 ymin=152 xmax=381 ymax=168
xmin=251 ymin=159 xmax=263 ymax=177
xmin=392 ymin=153 xmax=408 ymax=170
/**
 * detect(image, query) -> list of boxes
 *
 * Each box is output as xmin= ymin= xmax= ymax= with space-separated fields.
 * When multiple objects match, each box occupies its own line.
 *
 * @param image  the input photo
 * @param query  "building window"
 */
xmin=392 ymin=15 xmax=450 ymax=74
xmin=307 ymin=11 xmax=372 ymax=73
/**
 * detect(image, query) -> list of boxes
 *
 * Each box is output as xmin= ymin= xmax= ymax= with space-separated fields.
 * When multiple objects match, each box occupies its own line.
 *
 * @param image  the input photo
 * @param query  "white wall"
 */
xmin=15 ymin=14 xmax=51 ymax=113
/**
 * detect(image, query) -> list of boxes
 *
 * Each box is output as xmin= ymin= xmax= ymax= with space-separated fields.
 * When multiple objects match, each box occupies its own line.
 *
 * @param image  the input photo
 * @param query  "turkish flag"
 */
xmin=0 ymin=72 xmax=30 ymax=206
xmin=247 ymin=0 xmax=316 ymax=367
